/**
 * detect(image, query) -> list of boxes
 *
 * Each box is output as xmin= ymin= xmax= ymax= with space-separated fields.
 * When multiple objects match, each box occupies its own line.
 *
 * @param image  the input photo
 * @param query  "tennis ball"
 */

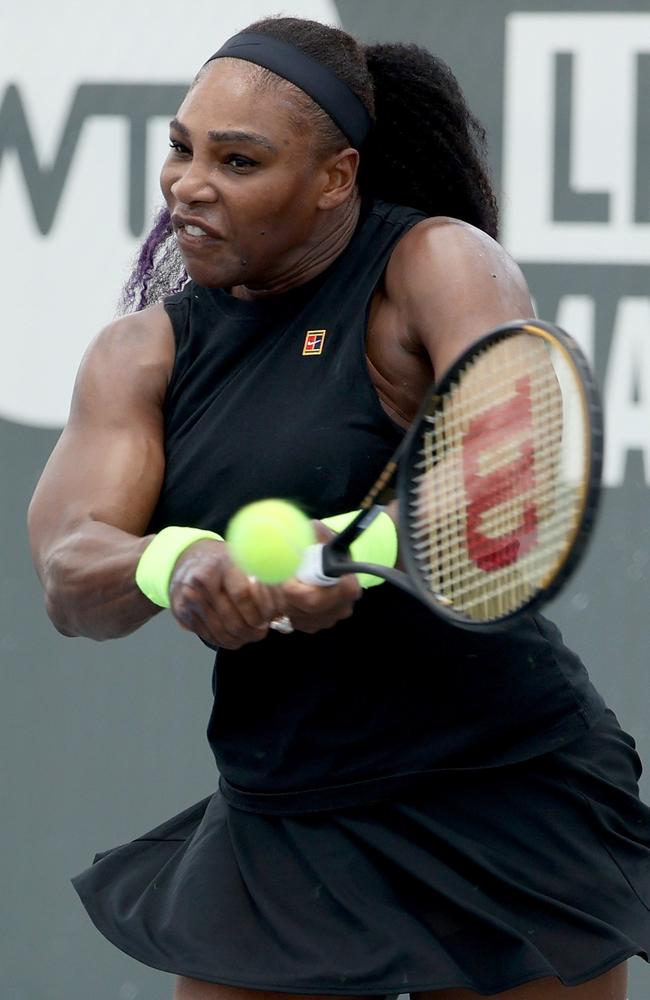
xmin=225 ymin=498 xmax=315 ymax=584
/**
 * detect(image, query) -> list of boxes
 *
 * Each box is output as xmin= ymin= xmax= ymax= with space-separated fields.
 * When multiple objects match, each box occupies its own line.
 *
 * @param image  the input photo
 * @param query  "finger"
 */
xmin=287 ymin=608 xmax=353 ymax=633
xmin=172 ymin=580 xmax=267 ymax=649
xmin=280 ymin=585 xmax=359 ymax=634
xmin=222 ymin=566 xmax=282 ymax=628
xmin=282 ymin=574 xmax=361 ymax=611
xmin=312 ymin=519 xmax=336 ymax=544
xmin=168 ymin=549 xmax=270 ymax=647
xmin=248 ymin=579 xmax=288 ymax=621
xmin=214 ymin=588 xmax=270 ymax=644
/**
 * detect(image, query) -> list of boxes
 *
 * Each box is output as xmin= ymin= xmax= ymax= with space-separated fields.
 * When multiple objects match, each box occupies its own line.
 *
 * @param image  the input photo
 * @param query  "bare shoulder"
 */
xmin=71 ymin=302 xmax=176 ymax=420
xmin=81 ymin=301 xmax=175 ymax=378
xmin=384 ymin=216 xmax=534 ymax=378
xmin=386 ymin=216 xmax=530 ymax=314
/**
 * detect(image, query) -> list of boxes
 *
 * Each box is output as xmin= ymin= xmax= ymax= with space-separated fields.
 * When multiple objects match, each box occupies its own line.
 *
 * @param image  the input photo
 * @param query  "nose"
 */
xmin=169 ymin=158 xmax=217 ymax=205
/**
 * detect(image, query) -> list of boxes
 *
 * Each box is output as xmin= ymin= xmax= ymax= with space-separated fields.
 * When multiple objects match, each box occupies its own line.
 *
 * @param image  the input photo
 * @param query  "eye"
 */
xmin=169 ymin=139 xmax=190 ymax=156
xmin=226 ymin=154 xmax=259 ymax=171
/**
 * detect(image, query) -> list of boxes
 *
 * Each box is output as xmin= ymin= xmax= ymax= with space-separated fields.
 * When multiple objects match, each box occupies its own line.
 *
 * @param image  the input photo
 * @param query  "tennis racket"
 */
xmin=274 ymin=319 xmax=603 ymax=631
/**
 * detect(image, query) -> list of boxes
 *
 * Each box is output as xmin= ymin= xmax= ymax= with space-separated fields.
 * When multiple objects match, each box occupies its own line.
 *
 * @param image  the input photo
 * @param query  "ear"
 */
xmin=316 ymin=148 xmax=360 ymax=210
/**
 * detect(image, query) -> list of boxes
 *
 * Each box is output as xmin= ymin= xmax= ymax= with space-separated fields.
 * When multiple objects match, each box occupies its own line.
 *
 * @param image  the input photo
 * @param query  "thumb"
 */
xmin=312 ymin=519 xmax=336 ymax=545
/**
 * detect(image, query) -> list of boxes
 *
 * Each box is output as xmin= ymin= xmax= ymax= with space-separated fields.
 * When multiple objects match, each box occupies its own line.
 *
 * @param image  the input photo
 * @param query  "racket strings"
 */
xmin=406 ymin=335 xmax=589 ymax=621
xmin=412 ymin=494 xmax=577 ymax=604
xmin=428 ymin=397 xmax=573 ymax=614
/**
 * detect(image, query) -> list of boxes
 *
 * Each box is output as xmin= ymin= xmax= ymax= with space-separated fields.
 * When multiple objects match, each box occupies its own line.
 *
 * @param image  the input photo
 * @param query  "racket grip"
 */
xmin=295 ymin=544 xmax=338 ymax=586
xmin=268 ymin=543 xmax=344 ymax=635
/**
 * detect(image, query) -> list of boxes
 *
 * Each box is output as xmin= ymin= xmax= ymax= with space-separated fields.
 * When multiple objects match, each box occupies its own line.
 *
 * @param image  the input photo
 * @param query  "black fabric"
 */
xmin=72 ymin=201 xmax=650 ymax=990
xmin=205 ymin=32 xmax=373 ymax=148
xmin=72 ymin=709 xmax=650 ymax=993
xmin=149 ymin=200 xmax=605 ymax=812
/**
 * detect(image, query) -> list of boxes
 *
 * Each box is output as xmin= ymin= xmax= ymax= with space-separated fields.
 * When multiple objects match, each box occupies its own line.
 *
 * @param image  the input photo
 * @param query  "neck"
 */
xmin=231 ymin=194 xmax=362 ymax=301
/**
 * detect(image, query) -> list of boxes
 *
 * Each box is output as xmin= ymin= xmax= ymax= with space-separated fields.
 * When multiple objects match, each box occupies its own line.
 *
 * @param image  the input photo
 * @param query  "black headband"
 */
xmin=204 ymin=31 xmax=372 ymax=149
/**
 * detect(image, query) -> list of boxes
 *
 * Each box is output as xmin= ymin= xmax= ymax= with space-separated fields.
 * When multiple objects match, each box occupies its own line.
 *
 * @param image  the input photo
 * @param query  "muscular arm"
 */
xmin=368 ymin=217 xmax=535 ymax=422
xmin=28 ymin=305 xmax=289 ymax=648
xmin=27 ymin=305 xmax=175 ymax=640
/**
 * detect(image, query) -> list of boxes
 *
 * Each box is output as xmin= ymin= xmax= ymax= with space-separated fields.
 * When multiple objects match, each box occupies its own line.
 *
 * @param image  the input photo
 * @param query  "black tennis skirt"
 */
xmin=71 ymin=709 xmax=650 ymax=995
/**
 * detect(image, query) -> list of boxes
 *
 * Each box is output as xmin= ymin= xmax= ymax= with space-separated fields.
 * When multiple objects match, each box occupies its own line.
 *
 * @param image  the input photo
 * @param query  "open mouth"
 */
xmin=176 ymin=224 xmax=222 ymax=248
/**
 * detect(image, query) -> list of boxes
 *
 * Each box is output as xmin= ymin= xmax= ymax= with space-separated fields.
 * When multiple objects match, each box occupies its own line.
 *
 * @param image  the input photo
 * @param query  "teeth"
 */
xmin=185 ymin=224 xmax=207 ymax=237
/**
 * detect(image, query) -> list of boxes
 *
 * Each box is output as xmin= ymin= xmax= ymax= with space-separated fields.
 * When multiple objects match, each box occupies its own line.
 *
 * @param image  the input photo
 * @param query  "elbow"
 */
xmin=42 ymin=588 xmax=120 ymax=642
xmin=39 ymin=539 xmax=87 ymax=639
xmin=35 ymin=529 xmax=158 ymax=642
xmin=43 ymin=585 xmax=80 ymax=638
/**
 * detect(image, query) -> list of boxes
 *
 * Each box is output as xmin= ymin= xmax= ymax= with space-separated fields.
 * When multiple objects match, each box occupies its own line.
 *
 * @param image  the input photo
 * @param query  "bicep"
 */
xmin=28 ymin=309 xmax=172 ymax=566
xmin=30 ymin=415 xmax=165 ymax=540
xmin=391 ymin=218 xmax=535 ymax=380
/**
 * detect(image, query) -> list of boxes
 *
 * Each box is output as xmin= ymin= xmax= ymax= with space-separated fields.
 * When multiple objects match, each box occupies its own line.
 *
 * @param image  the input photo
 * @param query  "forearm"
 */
xmin=36 ymin=520 xmax=162 ymax=641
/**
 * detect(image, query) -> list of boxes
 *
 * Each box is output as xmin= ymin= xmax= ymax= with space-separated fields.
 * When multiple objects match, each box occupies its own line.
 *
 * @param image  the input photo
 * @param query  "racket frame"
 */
xmin=308 ymin=318 xmax=602 ymax=630
xmin=397 ymin=319 xmax=604 ymax=629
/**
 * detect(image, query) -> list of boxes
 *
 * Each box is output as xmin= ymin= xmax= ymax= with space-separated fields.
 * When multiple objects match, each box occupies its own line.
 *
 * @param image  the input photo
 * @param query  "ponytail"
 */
xmin=362 ymin=43 xmax=498 ymax=238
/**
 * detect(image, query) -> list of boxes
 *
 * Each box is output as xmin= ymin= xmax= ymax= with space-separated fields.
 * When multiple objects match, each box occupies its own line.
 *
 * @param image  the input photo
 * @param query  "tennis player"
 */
xmin=28 ymin=16 xmax=650 ymax=1000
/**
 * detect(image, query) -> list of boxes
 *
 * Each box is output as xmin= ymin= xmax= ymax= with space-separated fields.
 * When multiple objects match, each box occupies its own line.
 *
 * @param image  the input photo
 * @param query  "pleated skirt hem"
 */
xmin=68 ymin=888 xmax=647 ymax=997
xmin=71 ymin=709 xmax=650 ymax=995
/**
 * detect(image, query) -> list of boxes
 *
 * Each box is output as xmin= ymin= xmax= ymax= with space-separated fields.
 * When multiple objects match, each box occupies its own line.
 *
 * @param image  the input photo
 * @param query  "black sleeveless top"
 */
xmin=154 ymin=200 xmax=605 ymax=814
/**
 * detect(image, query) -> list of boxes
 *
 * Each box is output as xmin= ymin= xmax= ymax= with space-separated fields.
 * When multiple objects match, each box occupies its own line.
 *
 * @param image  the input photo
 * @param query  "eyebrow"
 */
xmin=169 ymin=118 xmax=279 ymax=153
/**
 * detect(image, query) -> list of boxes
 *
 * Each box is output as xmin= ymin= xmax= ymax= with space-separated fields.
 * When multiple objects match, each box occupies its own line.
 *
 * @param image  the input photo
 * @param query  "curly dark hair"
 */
xmin=119 ymin=16 xmax=498 ymax=312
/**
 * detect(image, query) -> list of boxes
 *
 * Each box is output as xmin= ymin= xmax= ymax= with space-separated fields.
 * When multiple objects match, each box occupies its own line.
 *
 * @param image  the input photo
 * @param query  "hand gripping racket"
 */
xmin=278 ymin=319 xmax=603 ymax=631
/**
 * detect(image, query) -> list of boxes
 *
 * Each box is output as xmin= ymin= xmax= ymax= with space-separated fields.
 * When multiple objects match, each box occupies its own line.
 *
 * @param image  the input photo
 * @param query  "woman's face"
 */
xmin=160 ymin=59 xmax=331 ymax=290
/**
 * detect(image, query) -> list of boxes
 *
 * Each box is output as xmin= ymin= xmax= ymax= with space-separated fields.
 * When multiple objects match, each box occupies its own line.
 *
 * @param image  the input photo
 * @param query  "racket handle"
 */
xmin=268 ymin=545 xmax=336 ymax=636
xmin=268 ymin=541 xmax=357 ymax=633
xmin=295 ymin=543 xmax=338 ymax=586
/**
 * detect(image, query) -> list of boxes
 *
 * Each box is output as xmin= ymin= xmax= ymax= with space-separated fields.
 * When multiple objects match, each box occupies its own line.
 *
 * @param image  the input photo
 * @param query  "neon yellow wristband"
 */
xmin=135 ymin=526 xmax=223 ymax=608
xmin=321 ymin=509 xmax=398 ymax=588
